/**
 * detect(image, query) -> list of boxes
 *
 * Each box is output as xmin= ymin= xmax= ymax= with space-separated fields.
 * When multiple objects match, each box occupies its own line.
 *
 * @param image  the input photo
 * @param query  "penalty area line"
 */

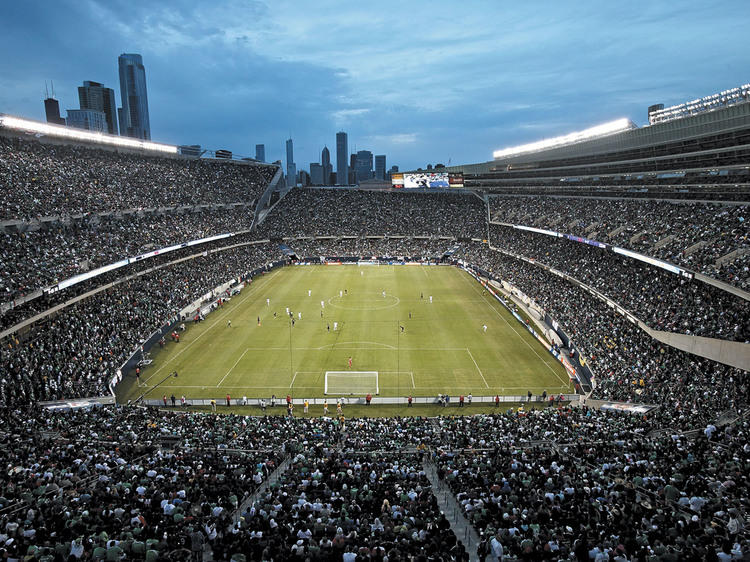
xmin=216 ymin=348 xmax=250 ymax=387
xmin=465 ymin=348 xmax=490 ymax=388
xmin=288 ymin=370 xmax=318 ymax=388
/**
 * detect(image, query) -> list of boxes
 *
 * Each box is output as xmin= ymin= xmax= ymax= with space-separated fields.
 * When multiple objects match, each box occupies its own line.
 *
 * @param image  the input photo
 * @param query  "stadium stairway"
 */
xmin=231 ymin=455 xmax=291 ymax=526
xmin=423 ymin=458 xmax=481 ymax=562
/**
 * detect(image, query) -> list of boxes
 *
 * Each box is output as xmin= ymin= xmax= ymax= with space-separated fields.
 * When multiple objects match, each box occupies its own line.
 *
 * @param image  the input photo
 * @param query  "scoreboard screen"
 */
xmin=391 ymin=173 xmax=404 ymax=188
xmin=401 ymin=172 xmax=449 ymax=188
xmin=448 ymin=173 xmax=464 ymax=188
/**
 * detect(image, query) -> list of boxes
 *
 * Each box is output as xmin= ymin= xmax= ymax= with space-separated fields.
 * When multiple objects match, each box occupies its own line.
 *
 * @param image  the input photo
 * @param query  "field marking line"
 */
xmin=289 ymin=369 xmax=324 ymax=388
xmin=420 ymin=266 xmax=429 ymax=278
xmin=142 ymin=269 xmax=281 ymax=385
xmin=224 ymin=346 xmax=470 ymax=351
xmin=465 ymin=348 xmax=490 ymax=388
xmin=399 ymin=347 xmax=470 ymax=351
xmin=458 ymin=271 xmax=570 ymax=388
xmin=317 ymin=341 xmax=396 ymax=350
xmin=327 ymin=294 xmax=400 ymax=311
xmin=216 ymin=348 xmax=250 ymax=387
xmin=378 ymin=370 xmax=415 ymax=388
xmin=171 ymin=385 xmax=325 ymax=390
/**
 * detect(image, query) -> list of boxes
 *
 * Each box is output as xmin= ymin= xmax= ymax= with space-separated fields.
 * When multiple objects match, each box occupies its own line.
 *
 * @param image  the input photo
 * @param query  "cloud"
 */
xmin=367 ymin=133 xmax=418 ymax=145
xmin=330 ymin=108 xmax=370 ymax=125
xmin=1 ymin=0 xmax=749 ymax=171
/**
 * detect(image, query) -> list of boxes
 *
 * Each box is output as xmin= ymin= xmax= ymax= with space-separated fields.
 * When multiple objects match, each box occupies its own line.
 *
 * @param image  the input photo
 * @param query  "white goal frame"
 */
xmin=324 ymin=371 xmax=379 ymax=395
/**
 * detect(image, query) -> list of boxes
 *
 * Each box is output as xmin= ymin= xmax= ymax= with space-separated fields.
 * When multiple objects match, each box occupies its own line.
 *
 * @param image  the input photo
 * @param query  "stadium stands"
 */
xmin=0 ymin=243 xmax=284 ymax=407
xmin=0 ymin=117 xmax=748 ymax=560
xmin=489 ymin=196 xmax=749 ymax=289
xmin=256 ymin=187 xmax=486 ymax=239
xmin=454 ymin=243 xmax=746 ymax=419
xmin=0 ymin=404 xmax=747 ymax=560
xmin=0 ymin=207 xmax=256 ymax=300
xmin=0 ymin=136 xmax=274 ymax=220
xmin=487 ymin=223 xmax=749 ymax=342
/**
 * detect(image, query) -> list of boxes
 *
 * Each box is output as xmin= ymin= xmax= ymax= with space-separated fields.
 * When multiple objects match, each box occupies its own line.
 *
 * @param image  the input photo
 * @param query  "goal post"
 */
xmin=324 ymin=371 xmax=379 ymax=395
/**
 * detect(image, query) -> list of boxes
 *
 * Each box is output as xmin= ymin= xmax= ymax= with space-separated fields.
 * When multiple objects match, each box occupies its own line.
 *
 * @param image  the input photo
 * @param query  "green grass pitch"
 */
xmin=118 ymin=265 xmax=571 ymax=404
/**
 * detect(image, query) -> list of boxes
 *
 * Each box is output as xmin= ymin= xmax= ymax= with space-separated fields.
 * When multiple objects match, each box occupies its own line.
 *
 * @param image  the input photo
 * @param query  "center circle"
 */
xmin=327 ymin=293 xmax=400 ymax=310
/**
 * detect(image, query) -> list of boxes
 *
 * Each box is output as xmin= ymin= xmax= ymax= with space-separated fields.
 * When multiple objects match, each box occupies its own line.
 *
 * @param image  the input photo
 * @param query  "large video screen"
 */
xmin=391 ymin=173 xmax=404 ymax=188
xmin=402 ymin=172 xmax=449 ymax=188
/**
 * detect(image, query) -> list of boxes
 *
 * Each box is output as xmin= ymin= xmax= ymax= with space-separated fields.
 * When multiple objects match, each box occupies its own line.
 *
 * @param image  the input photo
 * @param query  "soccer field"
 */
xmin=119 ymin=265 xmax=571 ymax=404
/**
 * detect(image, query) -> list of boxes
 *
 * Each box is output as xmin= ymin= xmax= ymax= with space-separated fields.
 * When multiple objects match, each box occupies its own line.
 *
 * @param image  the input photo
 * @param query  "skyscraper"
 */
xmin=286 ymin=138 xmax=296 ymax=187
xmin=355 ymin=150 xmax=373 ymax=183
xmin=118 ymin=53 xmax=150 ymax=140
xmin=43 ymin=82 xmax=65 ymax=126
xmin=321 ymin=146 xmax=332 ymax=185
xmin=78 ymin=81 xmax=118 ymax=135
xmin=44 ymin=97 xmax=65 ymax=126
xmin=255 ymin=144 xmax=265 ymax=162
xmin=375 ymin=155 xmax=386 ymax=180
xmin=66 ymin=109 xmax=107 ymax=132
xmin=336 ymin=132 xmax=348 ymax=186
xmin=310 ymin=163 xmax=324 ymax=185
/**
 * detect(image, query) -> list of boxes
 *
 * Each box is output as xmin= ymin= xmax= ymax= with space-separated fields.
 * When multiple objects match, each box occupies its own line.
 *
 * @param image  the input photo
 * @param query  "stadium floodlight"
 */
xmin=492 ymin=118 xmax=635 ymax=160
xmin=648 ymin=83 xmax=750 ymax=125
xmin=0 ymin=114 xmax=178 ymax=154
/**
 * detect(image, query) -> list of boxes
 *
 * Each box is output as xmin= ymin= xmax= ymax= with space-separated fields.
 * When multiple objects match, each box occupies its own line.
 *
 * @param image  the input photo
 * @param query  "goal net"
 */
xmin=324 ymin=371 xmax=379 ymax=395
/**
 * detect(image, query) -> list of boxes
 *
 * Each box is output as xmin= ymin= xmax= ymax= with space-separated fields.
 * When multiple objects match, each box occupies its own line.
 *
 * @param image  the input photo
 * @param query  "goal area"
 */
xmin=324 ymin=371 xmax=379 ymax=395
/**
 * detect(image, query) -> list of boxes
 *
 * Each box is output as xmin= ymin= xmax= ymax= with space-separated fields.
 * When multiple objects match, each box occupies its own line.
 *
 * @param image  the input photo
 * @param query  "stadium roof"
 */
xmin=0 ymin=114 xmax=178 ymax=154
xmin=492 ymin=118 xmax=636 ymax=160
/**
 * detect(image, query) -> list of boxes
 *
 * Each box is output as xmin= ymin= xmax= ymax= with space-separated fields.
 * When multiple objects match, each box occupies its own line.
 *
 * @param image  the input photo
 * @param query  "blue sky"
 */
xmin=0 ymin=0 xmax=748 ymax=172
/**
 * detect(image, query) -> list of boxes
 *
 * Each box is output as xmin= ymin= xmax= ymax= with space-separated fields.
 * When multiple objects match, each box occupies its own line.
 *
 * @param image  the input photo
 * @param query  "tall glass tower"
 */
xmin=286 ymin=138 xmax=296 ymax=187
xmin=336 ymin=132 xmax=348 ymax=185
xmin=321 ymin=146 xmax=332 ymax=185
xmin=78 ymin=81 xmax=118 ymax=135
xmin=118 ymin=53 xmax=150 ymax=140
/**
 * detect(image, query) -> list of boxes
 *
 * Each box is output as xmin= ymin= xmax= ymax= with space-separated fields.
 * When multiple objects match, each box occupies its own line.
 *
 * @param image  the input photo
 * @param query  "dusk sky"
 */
xmin=1 ymin=0 xmax=748 ymax=172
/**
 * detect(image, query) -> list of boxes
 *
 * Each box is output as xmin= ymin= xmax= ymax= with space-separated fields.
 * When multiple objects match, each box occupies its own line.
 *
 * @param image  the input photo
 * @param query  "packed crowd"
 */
xmin=289 ymin=237 xmax=457 ymax=259
xmin=455 ymin=243 xmax=748 ymax=419
xmin=0 ymin=406 xmax=281 ymax=562
xmin=0 ymin=136 xmax=275 ymax=220
xmin=0 ymin=233 xmax=276 ymax=332
xmin=0 ymin=243 xmax=284 ymax=407
xmin=488 ymin=224 xmax=750 ymax=342
xmin=436 ymin=414 xmax=749 ymax=561
xmin=490 ymin=196 xmax=749 ymax=289
xmin=0 ymin=207 xmax=255 ymax=300
xmin=257 ymin=188 xmax=487 ymax=239
xmin=0 ymin=403 xmax=747 ymax=561
xmin=233 ymin=452 xmax=464 ymax=561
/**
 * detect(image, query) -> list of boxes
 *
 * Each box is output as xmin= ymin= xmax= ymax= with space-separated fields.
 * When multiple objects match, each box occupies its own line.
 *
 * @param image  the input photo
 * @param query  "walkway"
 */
xmin=423 ymin=458 xmax=482 ymax=562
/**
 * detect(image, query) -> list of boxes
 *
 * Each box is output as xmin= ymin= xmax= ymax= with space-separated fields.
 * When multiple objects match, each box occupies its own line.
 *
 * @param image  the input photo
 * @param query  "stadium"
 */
xmin=0 ymin=80 xmax=749 ymax=562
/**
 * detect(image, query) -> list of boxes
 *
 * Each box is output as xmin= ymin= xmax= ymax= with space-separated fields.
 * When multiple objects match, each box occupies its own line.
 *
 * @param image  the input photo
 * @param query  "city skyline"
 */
xmin=1 ymin=1 xmax=748 ymax=170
